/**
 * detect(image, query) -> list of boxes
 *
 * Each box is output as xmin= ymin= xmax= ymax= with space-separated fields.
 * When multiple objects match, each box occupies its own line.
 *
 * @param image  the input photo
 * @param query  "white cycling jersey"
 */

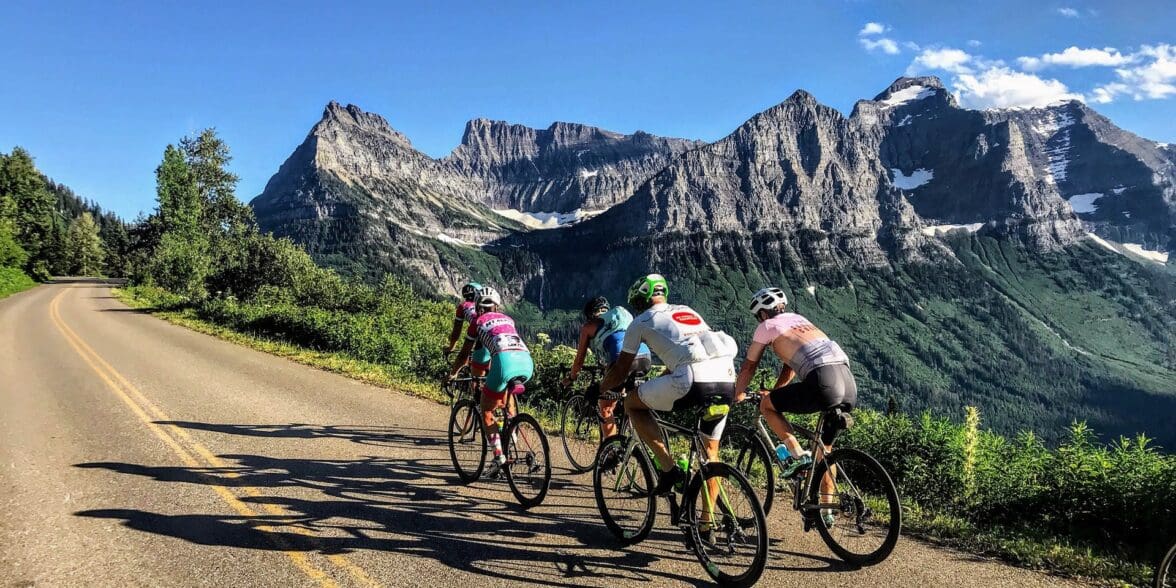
xmin=621 ymin=303 xmax=738 ymax=376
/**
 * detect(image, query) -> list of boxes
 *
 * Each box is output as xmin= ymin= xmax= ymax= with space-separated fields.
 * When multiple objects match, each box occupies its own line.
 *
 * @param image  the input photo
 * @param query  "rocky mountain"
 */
xmin=446 ymin=119 xmax=700 ymax=214
xmin=250 ymin=80 xmax=1176 ymax=444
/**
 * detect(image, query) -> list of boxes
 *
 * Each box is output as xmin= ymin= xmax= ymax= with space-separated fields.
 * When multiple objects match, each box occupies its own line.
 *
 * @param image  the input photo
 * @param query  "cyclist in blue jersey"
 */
xmin=562 ymin=296 xmax=652 ymax=438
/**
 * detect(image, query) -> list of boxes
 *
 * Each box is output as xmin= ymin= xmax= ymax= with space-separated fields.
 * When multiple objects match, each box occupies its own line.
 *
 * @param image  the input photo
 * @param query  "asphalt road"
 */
xmin=0 ymin=281 xmax=1086 ymax=587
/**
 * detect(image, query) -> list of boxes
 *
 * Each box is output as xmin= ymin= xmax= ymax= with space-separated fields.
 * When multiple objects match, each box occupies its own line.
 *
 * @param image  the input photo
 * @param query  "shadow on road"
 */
xmin=72 ymin=421 xmax=746 ymax=587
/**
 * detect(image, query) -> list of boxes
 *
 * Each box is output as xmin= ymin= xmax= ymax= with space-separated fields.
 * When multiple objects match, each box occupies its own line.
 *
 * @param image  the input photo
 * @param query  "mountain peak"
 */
xmin=870 ymin=76 xmax=956 ymax=109
xmin=318 ymin=101 xmax=413 ymax=148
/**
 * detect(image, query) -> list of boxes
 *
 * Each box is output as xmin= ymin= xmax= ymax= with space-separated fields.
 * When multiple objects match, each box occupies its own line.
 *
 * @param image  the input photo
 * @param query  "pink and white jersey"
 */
xmin=752 ymin=312 xmax=848 ymax=379
xmin=455 ymin=301 xmax=477 ymax=323
xmin=467 ymin=312 xmax=529 ymax=355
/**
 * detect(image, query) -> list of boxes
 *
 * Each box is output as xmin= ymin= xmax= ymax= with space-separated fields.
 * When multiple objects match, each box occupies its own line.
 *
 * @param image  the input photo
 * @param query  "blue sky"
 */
xmin=2 ymin=0 xmax=1173 ymax=219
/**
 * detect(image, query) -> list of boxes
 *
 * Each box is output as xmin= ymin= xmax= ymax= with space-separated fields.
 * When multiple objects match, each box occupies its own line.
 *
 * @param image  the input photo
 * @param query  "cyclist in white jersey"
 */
xmin=599 ymin=274 xmax=738 ymax=495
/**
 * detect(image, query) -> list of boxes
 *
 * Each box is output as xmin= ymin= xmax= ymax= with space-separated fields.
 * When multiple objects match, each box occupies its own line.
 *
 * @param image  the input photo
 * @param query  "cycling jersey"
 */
xmin=752 ymin=312 xmax=849 ymax=379
xmin=621 ymin=303 xmax=738 ymax=373
xmin=622 ymin=303 xmax=738 ymax=415
xmin=467 ymin=312 xmax=530 ymax=356
xmin=467 ymin=312 xmax=532 ymax=396
xmin=455 ymin=300 xmax=477 ymax=323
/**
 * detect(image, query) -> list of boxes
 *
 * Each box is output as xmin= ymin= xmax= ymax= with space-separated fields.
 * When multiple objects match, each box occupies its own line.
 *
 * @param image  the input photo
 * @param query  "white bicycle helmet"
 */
xmin=748 ymin=287 xmax=787 ymax=315
xmin=475 ymin=285 xmax=502 ymax=309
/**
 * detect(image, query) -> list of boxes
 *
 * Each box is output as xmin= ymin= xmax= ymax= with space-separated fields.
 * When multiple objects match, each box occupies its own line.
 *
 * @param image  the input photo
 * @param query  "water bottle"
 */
xmin=674 ymin=456 xmax=689 ymax=490
xmin=775 ymin=443 xmax=791 ymax=462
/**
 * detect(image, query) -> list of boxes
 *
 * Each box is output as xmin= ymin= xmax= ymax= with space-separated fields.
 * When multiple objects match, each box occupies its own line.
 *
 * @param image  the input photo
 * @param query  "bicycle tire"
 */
xmin=1156 ymin=541 xmax=1176 ymax=588
xmin=447 ymin=399 xmax=486 ymax=483
xmin=808 ymin=447 xmax=901 ymax=566
xmin=560 ymin=393 xmax=599 ymax=473
xmin=682 ymin=462 xmax=769 ymax=588
xmin=727 ymin=424 xmax=777 ymax=516
xmin=593 ymin=434 xmax=656 ymax=545
xmin=503 ymin=413 xmax=552 ymax=508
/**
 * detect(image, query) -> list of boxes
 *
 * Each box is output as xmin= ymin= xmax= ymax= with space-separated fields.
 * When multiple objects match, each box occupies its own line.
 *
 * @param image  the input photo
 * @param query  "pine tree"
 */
xmin=149 ymin=145 xmax=209 ymax=299
xmin=65 ymin=212 xmax=106 ymax=276
xmin=181 ymin=128 xmax=254 ymax=233
xmin=0 ymin=148 xmax=55 ymax=278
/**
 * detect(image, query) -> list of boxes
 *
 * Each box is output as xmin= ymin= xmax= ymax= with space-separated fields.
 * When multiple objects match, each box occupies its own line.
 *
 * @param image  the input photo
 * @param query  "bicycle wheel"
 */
xmin=593 ymin=434 xmax=656 ymax=545
xmin=726 ymin=424 xmax=776 ymax=516
xmin=683 ymin=463 xmax=769 ymax=588
xmin=503 ymin=413 xmax=552 ymax=508
xmin=560 ymin=393 xmax=600 ymax=473
xmin=447 ymin=399 xmax=486 ymax=483
xmin=808 ymin=447 xmax=901 ymax=566
xmin=1157 ymin=542 xmax=1176 ymax=588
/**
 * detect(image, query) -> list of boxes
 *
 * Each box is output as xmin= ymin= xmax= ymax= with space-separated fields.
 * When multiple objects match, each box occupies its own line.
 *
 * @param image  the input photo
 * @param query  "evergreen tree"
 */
xmin=0 ymin=191 xmax=27 ymax=268
xmin=0 ymin=148 xmax=55 ymax=278
xmin=65 ymin=212 xmax=106 ymax=276
xmin=149 ymin=145 xmax=209 ymax=299
xmin=181 ymin=128 xmax=254 ymax=233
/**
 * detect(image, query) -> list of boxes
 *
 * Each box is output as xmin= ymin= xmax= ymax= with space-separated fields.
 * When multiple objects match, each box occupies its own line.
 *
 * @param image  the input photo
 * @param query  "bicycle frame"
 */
xmin=749 ymin=410 xmax=842 ymax=515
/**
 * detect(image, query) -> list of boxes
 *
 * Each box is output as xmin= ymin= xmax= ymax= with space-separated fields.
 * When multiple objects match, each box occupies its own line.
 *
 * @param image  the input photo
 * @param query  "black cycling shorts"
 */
xmin=769 ymin=363 xmax=857 ymax=415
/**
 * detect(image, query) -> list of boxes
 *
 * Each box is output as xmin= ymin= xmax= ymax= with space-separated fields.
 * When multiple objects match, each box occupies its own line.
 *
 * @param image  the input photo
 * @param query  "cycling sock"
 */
xmin=489 ymin=432 xmax=502 ymax=457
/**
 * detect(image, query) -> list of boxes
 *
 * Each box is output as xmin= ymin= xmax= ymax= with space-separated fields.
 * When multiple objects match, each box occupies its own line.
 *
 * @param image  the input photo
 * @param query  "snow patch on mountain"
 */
xmin=436 ymin=233 xmax=479 ymax=247
xmin=891 ymin=168 xmax=934 ymax=190
xmin=1122 ymin=243 xmax=1169 ymax=263
xmin=1068 ymin=193 xmax=1102 ymax=213
xmin=881 ymin=85 xmax=935 ymax=107
xmin=579 ymin=169 xmax=599 ymax=179
xmin=492 ymin=208 xmax=604 ymax=229
xmin=921 ymin=223 xmax=984 ymax=236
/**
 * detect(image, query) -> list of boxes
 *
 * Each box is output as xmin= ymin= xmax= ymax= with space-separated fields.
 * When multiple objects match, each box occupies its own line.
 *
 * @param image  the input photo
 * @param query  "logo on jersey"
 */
xmin=672 ymin=311 xmax=702 ymax=325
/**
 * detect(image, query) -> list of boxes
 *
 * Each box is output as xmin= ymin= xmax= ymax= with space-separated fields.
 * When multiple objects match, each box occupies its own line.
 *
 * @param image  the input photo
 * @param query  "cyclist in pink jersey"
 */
xmin=735 ymin=287 xmax=856 ymax=526
xmin=448 ymin=286 xmax=534 ymax=475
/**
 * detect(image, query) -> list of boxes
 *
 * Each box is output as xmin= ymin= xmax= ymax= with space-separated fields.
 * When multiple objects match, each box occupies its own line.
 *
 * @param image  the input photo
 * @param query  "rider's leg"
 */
xmin=599 ymin=397 xmax=618 ymax=438
xmin=760 ymin=394 xmax=805 ymax=456
xmin=624 ymin=393 xmax=672 ymax=472
xmin=481 ymin=389 xmax=507 ymax=460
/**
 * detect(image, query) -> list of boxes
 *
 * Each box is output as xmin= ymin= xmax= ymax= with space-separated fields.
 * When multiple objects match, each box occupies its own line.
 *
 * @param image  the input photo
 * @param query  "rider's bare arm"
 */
xmin=735 ymin=341 xmax=767 ymax=399
xmin=445 ymin=318 xmax=463 ymax=352
xmin=449 ymin=337 xmax=475 ymax=378
xmin=567 ymin=323 xmax=594 ymax=381
xmin=600 ymin=351 xmax=636 ymax=392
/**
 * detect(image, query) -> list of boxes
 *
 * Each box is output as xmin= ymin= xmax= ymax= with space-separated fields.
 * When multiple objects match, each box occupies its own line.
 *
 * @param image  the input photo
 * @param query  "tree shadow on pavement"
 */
xmin=72 ymin=425 xmax=717 ymax=587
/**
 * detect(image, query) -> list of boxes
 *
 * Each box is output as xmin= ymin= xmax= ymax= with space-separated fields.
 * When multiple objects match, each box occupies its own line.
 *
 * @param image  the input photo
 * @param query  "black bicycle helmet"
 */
xmin=582 ymin=296 xmax=609 ymax=321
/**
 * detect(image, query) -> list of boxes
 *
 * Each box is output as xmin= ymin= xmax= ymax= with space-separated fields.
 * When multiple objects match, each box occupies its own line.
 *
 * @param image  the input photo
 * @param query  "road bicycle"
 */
xmin=727 ymin=390 xmax=901 ymax=566
xmin=557 ymin=365 xmax=646 ymax=473
xmin=593 ymin=402 xmax=769 ymax=587
xmin=447 ymin=376 xmax=551 ymax=508
xmin=442 ymin=364 xmax=474 ymax=406
xmin=1157 ymin=541 xmax=1176 ymax=588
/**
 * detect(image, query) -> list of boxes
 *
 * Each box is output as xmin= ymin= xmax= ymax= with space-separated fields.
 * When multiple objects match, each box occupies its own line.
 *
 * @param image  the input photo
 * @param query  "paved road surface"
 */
xmin=0 ymin=281 xmax=1085 ymax=587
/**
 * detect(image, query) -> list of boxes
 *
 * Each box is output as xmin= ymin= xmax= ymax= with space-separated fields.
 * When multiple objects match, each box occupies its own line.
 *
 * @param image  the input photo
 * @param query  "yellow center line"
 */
xmin=49 ymin=287 xmax=382 ymax=588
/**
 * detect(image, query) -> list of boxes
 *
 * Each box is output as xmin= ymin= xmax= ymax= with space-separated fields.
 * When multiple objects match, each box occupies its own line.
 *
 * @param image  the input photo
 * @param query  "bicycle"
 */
xmin=593 ymin=403 xmax=769 ymax=587
xmin=1157 ymin=541 xmax=1176 ymax=588
xmin=447 ymin=376 xmax=552 ymax=509
xmin=442 ymin=364 xmax=475 ymax=405
xmin=558 ymin=365 xmax=646 ymax=473
xmin=727 ymin=390 xmax=902 ymax=566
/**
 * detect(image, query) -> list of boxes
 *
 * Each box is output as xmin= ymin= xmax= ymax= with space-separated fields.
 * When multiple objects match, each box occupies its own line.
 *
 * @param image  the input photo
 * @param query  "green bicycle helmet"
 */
xmin=627 ymin=273 xmax=668 ymax=308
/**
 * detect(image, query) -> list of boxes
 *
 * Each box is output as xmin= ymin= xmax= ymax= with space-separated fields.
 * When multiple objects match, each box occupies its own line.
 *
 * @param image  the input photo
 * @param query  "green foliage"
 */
xmin=0 ymin=201 xmax=27 ymax=269
xmin=150 ymin=232 xmax=211 ymax=300
xmin=839 ymin=406 xmax=1176 ymax=577
xmin=64 ymin=212 xmax=106 ymax=276
xmin=0 ymin=266 xmax=36 ymax=299
xmin=0 ymin=148 xmax=56 ymax=276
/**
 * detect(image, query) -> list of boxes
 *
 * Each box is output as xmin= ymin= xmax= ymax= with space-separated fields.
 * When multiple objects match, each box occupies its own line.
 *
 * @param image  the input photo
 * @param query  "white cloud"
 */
xmin=1057 ymin=7 xmax=1080 ymax=17
xmin=1090 ymin=44 xmax=1176 ymax=103
xmin=954 ymin=67 xmax=1083 ymax=109
xmin=861 ymin=37 xmax=901 ymax=55
xmin=911 ymin=47 xmax=974 ymax=74
xmin=967 ymin=40 xmax=983 ymax=48
xmin=859 ymin=22 xmax=887 ymax=36
xmin=1017 ymin=46 xmax=1133 ymax=71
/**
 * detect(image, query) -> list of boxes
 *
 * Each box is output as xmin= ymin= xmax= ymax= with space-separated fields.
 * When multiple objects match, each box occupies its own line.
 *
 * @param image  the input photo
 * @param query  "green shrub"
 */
xmin=0 ymin=266 xmax=35 ymax=298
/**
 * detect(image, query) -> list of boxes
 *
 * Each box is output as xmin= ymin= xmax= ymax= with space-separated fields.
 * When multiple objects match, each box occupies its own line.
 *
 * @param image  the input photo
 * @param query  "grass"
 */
xmin=113 ymin=285 xmax=1159 ymax=587
xmin=0 ymin=267 xmax=37 ymax=300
